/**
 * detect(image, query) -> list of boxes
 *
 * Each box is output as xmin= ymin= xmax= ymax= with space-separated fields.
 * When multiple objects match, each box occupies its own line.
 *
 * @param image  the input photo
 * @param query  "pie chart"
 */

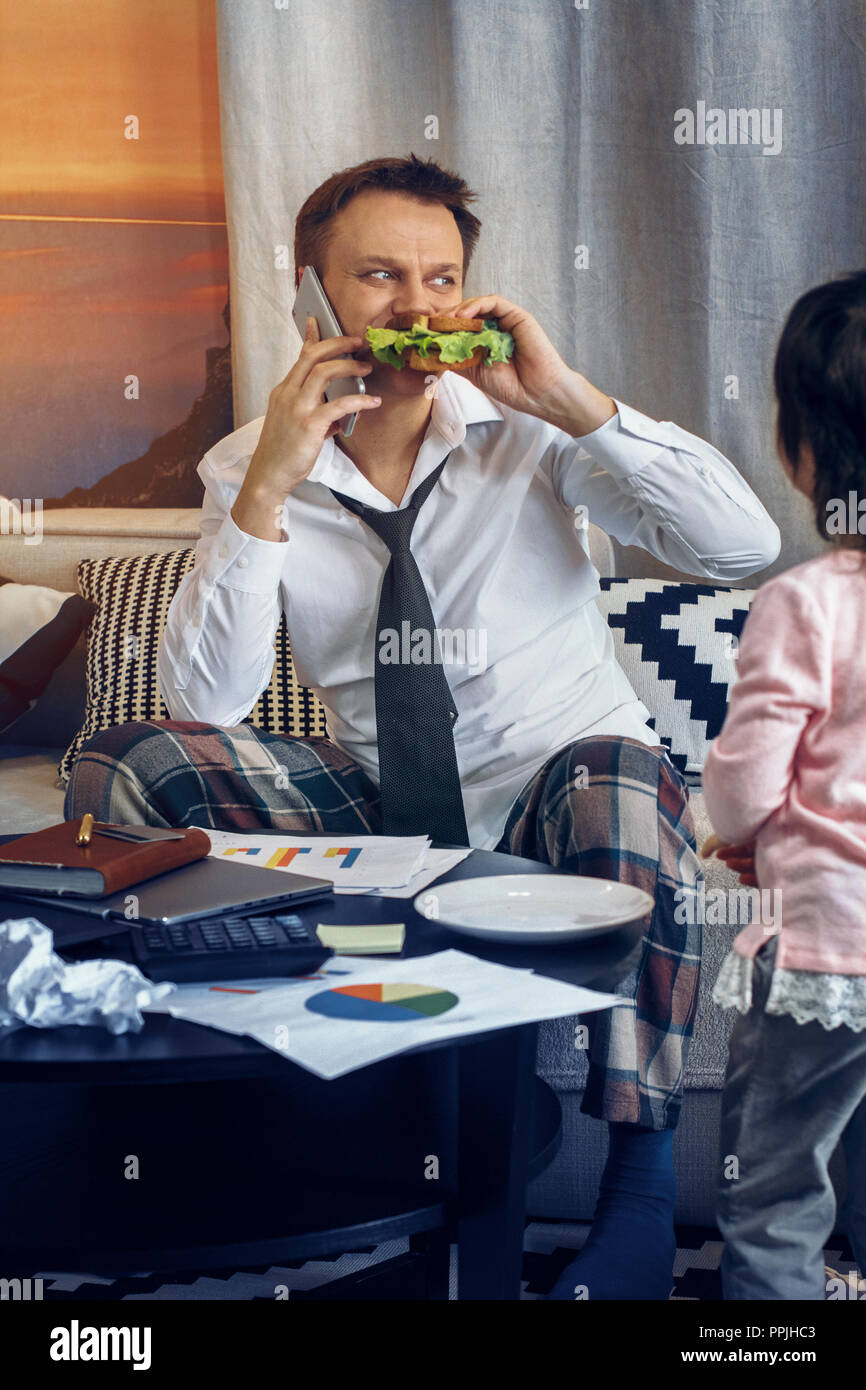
xmin=306 ymin=982 xmax=459 ymax=1022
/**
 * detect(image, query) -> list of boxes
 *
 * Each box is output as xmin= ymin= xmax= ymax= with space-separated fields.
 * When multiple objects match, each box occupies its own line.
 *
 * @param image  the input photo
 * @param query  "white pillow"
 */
xmin=0 ymin=578 xmax=95 ymax=733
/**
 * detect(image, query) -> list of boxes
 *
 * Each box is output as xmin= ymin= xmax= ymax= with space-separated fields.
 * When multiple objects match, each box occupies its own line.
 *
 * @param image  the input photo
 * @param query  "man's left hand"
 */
xmin=450 ymin=293 xmax=616 ymax=436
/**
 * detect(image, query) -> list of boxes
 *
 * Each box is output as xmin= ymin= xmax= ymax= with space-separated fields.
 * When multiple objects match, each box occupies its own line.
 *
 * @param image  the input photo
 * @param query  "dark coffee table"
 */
xmin=0 ymin=844 xmax=643 ymax=1300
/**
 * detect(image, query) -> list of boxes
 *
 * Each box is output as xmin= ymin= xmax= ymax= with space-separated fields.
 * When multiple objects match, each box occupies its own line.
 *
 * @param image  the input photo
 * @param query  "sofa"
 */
xmin=0 ymin=506 xmax=846 ymax=1228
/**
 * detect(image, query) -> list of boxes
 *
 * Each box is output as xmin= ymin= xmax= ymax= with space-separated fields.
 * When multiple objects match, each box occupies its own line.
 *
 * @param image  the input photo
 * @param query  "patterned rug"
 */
xmin=23 ymin=1223 xmax=863 ymax=1300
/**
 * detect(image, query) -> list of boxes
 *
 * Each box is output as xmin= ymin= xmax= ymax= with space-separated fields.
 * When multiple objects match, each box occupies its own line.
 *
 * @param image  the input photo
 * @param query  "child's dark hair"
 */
xmin=774 ymin=270 xmax=866 ymax=548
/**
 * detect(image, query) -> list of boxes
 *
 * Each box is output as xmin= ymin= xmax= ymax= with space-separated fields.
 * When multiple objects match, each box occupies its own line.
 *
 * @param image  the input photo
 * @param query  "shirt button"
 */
xmin=237 ymin=556 xmax=249 ymax=569
xmin=218 ymin=545 xmax=228 ymax=558
xmin=700 ymin=465 xmax=712 ymax=478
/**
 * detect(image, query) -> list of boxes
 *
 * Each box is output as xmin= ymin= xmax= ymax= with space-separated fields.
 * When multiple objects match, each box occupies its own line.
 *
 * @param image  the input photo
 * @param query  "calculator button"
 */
xmin=251 ymin=927 xmax=277 ymax=945
xmin=227 ymin=927 xmax=254 ymax=945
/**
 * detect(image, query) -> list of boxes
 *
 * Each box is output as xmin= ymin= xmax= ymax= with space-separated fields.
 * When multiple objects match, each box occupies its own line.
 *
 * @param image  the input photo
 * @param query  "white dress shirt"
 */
xmin=158 ymin=372 xmax=780 ymax=849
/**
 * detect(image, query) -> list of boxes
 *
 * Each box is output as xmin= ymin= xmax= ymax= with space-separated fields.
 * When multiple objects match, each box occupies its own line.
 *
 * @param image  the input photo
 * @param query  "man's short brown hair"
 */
xmin=294 ymin=153 xmax=482 ymax=284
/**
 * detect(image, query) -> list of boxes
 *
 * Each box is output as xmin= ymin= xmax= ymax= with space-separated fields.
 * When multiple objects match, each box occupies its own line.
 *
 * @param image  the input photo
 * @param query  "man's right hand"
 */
xmin=231 ymin=317 xmax=381 ymax=541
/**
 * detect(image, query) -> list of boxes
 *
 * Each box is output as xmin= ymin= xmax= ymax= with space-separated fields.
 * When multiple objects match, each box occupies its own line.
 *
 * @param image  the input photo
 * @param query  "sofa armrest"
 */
xmin=0 ymin=508 xmax=201 ymax=592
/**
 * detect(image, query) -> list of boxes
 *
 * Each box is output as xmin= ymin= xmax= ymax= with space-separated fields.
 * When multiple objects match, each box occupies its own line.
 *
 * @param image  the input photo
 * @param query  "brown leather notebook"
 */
xmin=0 ymin=821 xmax=211 ymax=897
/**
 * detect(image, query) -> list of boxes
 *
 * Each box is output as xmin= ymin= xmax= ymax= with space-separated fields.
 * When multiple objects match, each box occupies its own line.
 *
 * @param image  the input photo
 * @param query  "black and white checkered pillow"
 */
xmin=596 ymin=579 xmax=754 ymax=781
xmin=58 ymin=549 xmax=327 ymax=783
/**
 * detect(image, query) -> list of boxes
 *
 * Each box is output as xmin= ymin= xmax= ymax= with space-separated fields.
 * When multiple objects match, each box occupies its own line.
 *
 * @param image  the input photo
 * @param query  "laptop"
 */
xmin=0 ymin=856 xmax=335 ymax=948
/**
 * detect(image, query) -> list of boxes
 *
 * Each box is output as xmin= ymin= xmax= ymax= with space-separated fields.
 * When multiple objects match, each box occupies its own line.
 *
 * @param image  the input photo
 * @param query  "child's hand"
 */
xmin=700 ymin=833 xmax=758 ymax=886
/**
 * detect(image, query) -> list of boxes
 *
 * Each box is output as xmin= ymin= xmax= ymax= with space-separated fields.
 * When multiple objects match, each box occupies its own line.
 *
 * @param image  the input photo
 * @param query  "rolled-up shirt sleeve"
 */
xmin=550 ymin=400 xmax=781 ymax=582
xmin=157 ymin=457 xmax=288 ymax=725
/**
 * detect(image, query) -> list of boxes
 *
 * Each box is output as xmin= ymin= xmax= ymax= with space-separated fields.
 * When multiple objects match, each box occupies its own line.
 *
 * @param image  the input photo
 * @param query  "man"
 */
xmin=66 ymin=154 xmax=780 ymax=1299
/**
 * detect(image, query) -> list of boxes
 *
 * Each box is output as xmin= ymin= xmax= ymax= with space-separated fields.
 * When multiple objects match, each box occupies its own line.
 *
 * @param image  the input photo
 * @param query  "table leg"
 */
xmin=456 ymin=1023 xmax=538 ymax=1300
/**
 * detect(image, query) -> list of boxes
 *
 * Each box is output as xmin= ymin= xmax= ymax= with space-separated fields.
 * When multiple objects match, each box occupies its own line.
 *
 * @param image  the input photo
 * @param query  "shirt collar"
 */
xmin=430 ymin=369 xmax=505 ymax=445
xmin=306 ymin=371 xmax=504 ymax=494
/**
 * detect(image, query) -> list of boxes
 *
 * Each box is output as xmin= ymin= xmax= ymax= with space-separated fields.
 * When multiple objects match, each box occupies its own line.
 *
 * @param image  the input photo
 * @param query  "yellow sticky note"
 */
xmin=316 ymin=923 xmax=405 ymax=955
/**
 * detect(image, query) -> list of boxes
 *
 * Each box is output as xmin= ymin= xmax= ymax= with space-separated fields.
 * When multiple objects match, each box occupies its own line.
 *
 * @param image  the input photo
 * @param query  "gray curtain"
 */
xmin=215 ymin=0 xmax=865 ymax=583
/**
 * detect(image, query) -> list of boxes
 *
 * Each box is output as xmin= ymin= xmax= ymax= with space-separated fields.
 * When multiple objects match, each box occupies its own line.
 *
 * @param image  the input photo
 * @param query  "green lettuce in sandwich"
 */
xmin=365 ymin=313 xmax=515 ymax=374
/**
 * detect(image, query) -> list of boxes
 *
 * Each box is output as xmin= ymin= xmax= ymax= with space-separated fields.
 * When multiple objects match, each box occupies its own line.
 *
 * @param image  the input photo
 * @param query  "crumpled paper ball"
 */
xmin=0 ymin=917 xmax=174 ymax=1035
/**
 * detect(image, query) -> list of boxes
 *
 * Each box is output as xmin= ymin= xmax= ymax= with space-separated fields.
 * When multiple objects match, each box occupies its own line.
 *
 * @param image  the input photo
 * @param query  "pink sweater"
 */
xmin=702 ymin=549 xmax=866 ymax=975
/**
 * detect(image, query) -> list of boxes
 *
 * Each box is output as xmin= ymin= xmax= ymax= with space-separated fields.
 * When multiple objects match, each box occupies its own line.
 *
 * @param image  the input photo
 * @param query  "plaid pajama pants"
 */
xmin=65 ymin=721 xmax=702 ymax=1129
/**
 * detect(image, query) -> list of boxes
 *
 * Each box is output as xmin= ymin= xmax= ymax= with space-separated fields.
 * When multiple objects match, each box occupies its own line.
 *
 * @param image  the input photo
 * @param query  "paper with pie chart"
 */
xmin=306 ymin=982 xmax=459 ymax=1021
xmin=147 ymin=948 xmax=622 ymax=1080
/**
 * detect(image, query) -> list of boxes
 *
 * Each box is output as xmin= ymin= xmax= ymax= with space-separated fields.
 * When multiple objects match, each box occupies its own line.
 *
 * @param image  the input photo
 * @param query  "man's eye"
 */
xmin=364 ymin=271 xmax=454 ymax=285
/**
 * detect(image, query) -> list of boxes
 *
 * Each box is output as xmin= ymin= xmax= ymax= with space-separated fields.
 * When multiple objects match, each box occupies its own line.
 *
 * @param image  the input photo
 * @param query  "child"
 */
xmin=701 ymin=270 xmax=866 ymax=1300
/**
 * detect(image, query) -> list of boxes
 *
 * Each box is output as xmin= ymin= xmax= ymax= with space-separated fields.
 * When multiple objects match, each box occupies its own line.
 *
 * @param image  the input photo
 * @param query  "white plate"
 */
xmin=413 ymin=874 xmax=653 ymax=944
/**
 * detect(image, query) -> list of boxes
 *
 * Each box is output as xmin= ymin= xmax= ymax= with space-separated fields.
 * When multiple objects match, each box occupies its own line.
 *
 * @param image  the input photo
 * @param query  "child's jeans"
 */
xmin=717 ymin=934 xmax=866 ymax=1299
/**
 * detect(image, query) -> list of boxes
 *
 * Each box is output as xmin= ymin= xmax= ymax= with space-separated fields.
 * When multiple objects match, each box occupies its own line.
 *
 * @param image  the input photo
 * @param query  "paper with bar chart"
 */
xmin=192 ymin=829 xmax=470 ymax=895
xmin=146 ymin=948 xmax=622 ymax=1079
xmin=194 ymin=830 xmax=432 ymax=891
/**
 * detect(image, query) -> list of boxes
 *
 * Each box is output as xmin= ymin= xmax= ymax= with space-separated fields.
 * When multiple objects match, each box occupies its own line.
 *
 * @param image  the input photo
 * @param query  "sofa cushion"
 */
xmin=597 ymin=579 xmax=754 ymax=780
xmin=58 ymin=548 xmax=327 ymax=783
xmin=0 ymin=578 xmax=95 ymax=734
xmin=0 ymin=511 xmax=204 ymax=750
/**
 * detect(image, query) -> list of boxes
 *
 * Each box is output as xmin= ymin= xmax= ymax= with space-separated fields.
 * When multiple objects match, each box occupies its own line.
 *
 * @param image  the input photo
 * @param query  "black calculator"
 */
xmin=129 ymin=912 xmax=332 ymax=983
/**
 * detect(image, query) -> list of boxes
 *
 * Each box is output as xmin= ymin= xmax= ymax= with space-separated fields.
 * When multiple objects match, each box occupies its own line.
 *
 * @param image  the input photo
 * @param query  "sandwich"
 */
xmin=365 ymin=313 xmax=515 ymax=373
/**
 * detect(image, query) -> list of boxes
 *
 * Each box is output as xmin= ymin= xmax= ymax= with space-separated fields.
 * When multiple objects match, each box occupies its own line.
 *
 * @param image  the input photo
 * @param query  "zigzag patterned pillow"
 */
xmin=58 ymin=548 xmax=327 ymax=783
xmin=596 ymin=579 xmax=754 ymax=781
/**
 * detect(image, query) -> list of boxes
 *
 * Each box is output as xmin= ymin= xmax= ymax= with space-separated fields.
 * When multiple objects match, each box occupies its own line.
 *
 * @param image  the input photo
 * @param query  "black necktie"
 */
xmin=329 ymin=456 xmax=470 ymax=846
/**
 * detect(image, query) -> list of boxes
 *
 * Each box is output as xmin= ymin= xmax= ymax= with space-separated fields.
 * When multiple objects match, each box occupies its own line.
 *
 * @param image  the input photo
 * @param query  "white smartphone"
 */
xmin=291 ymin=265 xmax=366 ymax=437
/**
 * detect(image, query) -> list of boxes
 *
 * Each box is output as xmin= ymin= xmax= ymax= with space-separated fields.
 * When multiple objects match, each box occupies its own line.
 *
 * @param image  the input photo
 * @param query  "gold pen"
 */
xmin=75 ymin=812 xmax=95 ymax=847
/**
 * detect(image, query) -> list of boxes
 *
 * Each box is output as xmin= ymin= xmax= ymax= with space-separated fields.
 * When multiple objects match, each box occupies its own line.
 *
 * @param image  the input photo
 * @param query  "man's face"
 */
xmin=300 ymin=189 xmax=466 ymax=397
